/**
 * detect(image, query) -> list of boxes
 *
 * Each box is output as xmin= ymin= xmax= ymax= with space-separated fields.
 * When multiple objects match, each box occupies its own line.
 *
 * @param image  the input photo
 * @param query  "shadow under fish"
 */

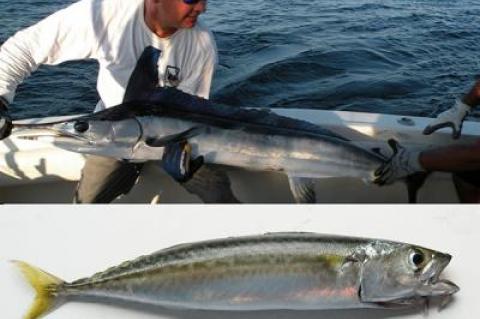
xmin=12 ymin=46 xmax=423 ymax=203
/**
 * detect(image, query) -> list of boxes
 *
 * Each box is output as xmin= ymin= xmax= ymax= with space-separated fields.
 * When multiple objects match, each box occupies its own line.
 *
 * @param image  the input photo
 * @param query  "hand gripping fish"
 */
xmin=15 ymin=233 xmax=458 ymax=319
xmin=12 ymin=47 xmax=406 ymax=203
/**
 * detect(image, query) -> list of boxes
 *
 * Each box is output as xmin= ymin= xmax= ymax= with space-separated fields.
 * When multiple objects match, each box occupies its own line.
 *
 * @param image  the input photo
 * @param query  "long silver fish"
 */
xmin=15 ymin=232 xmax=458 ymax=319
xmin=12 ymin=47 xmax=386 ymax=203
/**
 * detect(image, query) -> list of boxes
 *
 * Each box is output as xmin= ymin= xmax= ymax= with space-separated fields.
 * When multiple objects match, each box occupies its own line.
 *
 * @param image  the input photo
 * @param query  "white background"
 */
xmin=0 ymin=205 xmax=478 ymax=319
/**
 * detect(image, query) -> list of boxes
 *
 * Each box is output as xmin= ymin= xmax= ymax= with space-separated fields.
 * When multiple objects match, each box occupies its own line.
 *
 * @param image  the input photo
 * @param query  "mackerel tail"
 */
xmin=13 ymin=261 xmax=66 ymax=319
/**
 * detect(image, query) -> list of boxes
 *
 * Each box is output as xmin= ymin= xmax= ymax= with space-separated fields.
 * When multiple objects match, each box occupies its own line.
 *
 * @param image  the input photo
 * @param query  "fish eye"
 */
xmin=74 ymin=121 xmax=89 ymax=133
xmin=409 ymin=249 xmax=425 ymax=269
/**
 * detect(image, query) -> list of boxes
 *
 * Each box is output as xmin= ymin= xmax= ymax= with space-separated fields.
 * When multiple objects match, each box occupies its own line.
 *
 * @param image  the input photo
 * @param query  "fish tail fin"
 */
xmin=13 ymin=260 xmax=66 ymax=319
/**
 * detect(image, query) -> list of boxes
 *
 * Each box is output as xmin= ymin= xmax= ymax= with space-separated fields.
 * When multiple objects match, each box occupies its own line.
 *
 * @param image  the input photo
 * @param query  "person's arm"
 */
xmin=0 ymin=0 xmax=100 ymax=105
xmin=177 ymin=29 xmax=218 ymax=99
xmin=374 ymin=139 xmax=480 ymax=185
xmin=462 ymin=80 xmax=480 ymax=108
xmin=419 ymin=141 xmax=480 ymax=172
xmin=424 ymin=80 xmax=480 ymax=139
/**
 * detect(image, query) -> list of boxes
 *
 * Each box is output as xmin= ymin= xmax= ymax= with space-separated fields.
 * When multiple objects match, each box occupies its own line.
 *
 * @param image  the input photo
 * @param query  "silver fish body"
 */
xmin=44 ymin=114 xmax=383 ymax=180
xmin=64 ymin=233 xmax=368 ymax=310
xmin=15 ymin=233 xmax=459 ymax=319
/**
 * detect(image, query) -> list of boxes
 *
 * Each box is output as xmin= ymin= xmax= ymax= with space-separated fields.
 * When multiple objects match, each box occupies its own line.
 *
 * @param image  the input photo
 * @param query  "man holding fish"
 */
xmin=0 ymin=0 xmax=239 ymax=203
xmin=1 ymin=1 xmax=479 ymax=204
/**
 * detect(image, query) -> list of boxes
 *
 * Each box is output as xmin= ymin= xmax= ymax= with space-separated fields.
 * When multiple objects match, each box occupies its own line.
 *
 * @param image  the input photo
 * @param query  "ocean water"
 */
xmin=0 ymin=0 xmax=479 ymax=120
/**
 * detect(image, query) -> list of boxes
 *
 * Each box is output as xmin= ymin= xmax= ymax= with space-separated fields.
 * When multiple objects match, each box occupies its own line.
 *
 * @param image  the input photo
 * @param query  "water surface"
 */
xmin=1 ymin=0 xmax=479 ymax=119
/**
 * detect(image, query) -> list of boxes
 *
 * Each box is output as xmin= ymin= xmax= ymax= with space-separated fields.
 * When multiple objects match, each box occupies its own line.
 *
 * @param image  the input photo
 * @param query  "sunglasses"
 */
xmin=183 ymin=0 xmax=206 ymax=4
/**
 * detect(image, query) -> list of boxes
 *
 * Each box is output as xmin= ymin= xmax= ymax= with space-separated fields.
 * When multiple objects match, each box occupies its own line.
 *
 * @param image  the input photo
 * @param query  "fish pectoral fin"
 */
xmin=340 ymin=249 xmax=367 ymax=271
xmin=287 ymin=176 xmax=316 ymax=203
xmin=145 ymin=126 xmax=205 ymax=147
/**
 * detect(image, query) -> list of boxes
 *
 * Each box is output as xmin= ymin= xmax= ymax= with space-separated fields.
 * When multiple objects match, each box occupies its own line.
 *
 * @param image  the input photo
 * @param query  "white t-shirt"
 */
xmin=0 ymin=0 xmax=218 ymax=110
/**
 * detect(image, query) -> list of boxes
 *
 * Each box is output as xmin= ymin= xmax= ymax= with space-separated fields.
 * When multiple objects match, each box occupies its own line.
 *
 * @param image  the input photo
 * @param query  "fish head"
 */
xmin=359 ymin=242 xmax=458 ymax=306
xmin=15 ymin=118 xmax=143 ymax=158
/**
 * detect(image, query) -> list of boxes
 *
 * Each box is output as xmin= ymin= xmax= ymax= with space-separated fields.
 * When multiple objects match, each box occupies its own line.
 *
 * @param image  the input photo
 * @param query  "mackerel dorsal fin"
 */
xmin=123 ymin=46 xmax=162 ymax=103
xmin=287 ymin=176 xmax=317 ymax=204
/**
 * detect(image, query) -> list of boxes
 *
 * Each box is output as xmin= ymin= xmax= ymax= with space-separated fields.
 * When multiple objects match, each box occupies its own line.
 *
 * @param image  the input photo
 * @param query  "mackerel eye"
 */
xmin=74 ymin=121 xmax=89 ymax=133
xmin=409 ymin=249 xmax=425 ymax=269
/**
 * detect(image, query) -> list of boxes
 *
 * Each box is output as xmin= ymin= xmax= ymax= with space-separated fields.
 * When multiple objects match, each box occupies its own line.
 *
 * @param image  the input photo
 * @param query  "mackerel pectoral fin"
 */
xmin=145 ymin=126 xmax=205 ymax=147
xmin=287 ymin=176 xmax=316 ymax=203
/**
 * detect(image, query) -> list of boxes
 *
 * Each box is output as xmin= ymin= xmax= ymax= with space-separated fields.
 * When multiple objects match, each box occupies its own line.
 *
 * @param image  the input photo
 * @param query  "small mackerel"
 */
xmin=15 ymin=233 xmax=459 ymax=319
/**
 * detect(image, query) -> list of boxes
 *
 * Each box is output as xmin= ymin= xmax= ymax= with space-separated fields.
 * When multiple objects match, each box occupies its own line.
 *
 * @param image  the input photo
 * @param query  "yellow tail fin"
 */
xmin=13 ymin=260 xmax=65 ymax=319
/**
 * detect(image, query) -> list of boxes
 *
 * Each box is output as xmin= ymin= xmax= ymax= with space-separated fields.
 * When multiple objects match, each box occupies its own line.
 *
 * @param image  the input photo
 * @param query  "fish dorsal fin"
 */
xmin=123 ymin=46 xmax=162 ymax=103
xmin=287 ymin=176 xmax=316 ymax=204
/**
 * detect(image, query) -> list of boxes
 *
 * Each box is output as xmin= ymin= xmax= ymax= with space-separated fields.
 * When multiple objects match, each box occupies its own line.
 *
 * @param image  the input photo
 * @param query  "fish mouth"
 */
xmin=420 ymin=252 xmax=451 ymax=284
xmin=417 ymin=253 xmax=459 ymax=297
xmin=426 ymin=279 xmax=460 ymax=296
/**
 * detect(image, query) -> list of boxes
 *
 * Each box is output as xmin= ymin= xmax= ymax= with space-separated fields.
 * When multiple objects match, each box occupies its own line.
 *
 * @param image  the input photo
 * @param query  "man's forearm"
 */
xmin=0 ymin=38 xmax=35 ymax=104
xmin=0 ymin=0 xmax=98 ymax=104
xmin=419 ymin=142 xmax=480 ymax=172
xmin=462 ymin=80 xmax=480 ymax=108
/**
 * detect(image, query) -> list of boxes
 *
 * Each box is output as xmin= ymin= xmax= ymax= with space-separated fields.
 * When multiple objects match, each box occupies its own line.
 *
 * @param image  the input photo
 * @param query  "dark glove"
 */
xmin=0 ymin=98 xmax=13 ymax=140
xmin=161 ymin=140 xmax=204 ymax=183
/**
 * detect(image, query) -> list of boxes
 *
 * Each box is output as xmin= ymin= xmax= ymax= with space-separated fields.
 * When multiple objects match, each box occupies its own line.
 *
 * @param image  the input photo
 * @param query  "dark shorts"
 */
xmin=73 ymin=155 xmax=240 ymax=204
xmin=74 ymin=155 xmax=144 ymax=203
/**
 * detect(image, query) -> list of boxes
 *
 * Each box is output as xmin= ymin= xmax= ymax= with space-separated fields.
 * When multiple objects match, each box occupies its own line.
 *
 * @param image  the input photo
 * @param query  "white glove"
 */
xmin=374 ymin=139 xmax=425 ymax=185
xmin=423 ymin=99 xmax=471 ymax=139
